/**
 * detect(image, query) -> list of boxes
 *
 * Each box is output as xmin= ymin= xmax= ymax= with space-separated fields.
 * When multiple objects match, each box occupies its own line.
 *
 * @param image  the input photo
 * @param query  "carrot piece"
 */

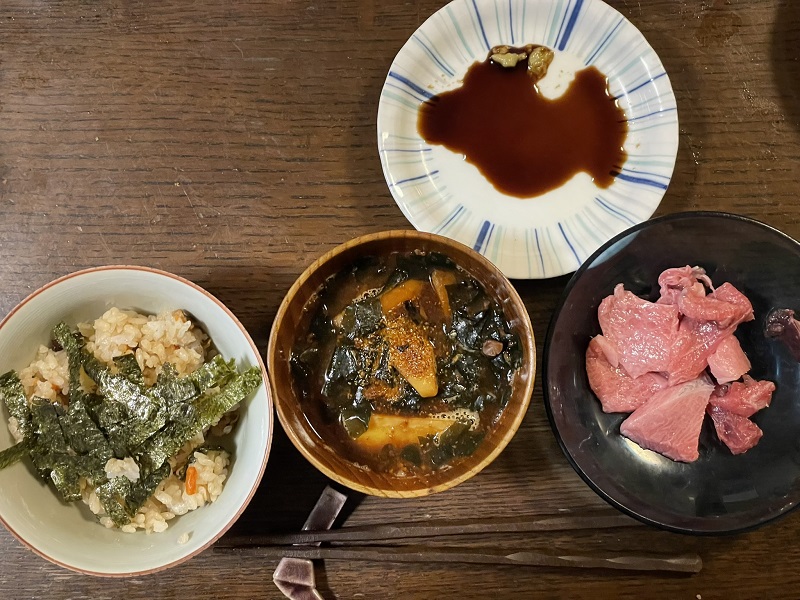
xmin=185 ymin=465 xmax=198 ymax=495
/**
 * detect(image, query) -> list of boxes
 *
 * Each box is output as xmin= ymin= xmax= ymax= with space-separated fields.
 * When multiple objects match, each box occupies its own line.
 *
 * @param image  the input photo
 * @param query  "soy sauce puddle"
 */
xmin=417 ymin=46 xmax=628 ymax=199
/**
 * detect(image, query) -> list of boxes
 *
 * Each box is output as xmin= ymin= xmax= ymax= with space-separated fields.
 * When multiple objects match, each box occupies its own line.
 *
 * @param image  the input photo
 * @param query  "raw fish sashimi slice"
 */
xmin=707 ymin=404 xmax=763 ymax=455
xmin=657 ymin=266 xmax=713 ymax=305
xmin=707 ymin=336 xmax=752 ymax=384
xmin=586 ymin=336 xmax=670 ymax=413
xmin=709 ymin=375 xmax=775 ymax=417
xmin=667 ymin=318 xmax=727 ymax=385
xmin=598 ymin=284 xmax=680 ymax=379
xmin=709 ymin=283 xmax=754 ymax=326
xmin=677 ymin=283 xmax=738 ymax=328
xmin=620 ymin=377 xmax=715 ymax=462
xmin=593 ymin=334 xmax=620 ymax=368
xmin=666 ymin=282 xmax=754 ymax=385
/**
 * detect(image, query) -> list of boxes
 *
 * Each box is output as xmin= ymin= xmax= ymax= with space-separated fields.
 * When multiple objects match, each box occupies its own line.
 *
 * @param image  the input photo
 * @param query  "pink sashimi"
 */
xmin=657 ymin=266 xmax=713 ymax=305
xmin=677 ymin=283 xmax=738 ymax=328
xmin=592 ymin=333 xmax=620 ymax=368
xmin=586 ymin=336 xmax=670 ymax=413
xmin=620 ymin=377 xmax=715 ymax=462
xmin=707 ymin=404 xmax=763 ymax=455
xmin=710 ymin=283 xmax=755 ymax=326
xmin=667 ymin=318 xmax=727 ymax=385
xmin=598 ymin=284 xmax=680 ymax=379
xmin=587 ymin=267 xmax=776 ymax=463
xmin=666 ymin=282 xmax=754 ymax=385
xmin=709 ymin=375 xmax=775 ymax=417
xmin=707 ymin=336 xmax=752 ymax=384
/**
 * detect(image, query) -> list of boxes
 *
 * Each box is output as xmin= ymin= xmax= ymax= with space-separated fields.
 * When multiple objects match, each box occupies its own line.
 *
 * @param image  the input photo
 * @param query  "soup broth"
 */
xmin=290 ymin=251 xmax=522 ymax=476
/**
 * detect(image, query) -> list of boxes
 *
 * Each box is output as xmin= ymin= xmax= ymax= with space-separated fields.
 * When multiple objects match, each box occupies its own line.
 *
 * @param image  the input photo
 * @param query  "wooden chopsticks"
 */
xmin=219 ymin=513 xmax=640 ymax=547
xmin=219 ymin=545 xmax=701 ymax=574
xmin=215 ymin=513 xmax=703 ymax=574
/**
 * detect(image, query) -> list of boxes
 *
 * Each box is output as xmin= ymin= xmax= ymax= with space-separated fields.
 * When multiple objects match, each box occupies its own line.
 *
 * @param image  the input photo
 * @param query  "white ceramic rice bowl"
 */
xmin=0 ymin=266 xmax=273 ymax=576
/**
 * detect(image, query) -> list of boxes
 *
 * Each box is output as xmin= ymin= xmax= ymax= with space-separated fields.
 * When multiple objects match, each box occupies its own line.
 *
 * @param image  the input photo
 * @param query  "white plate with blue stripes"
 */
xmin=377 ymin=0 xmax=679 ymax=279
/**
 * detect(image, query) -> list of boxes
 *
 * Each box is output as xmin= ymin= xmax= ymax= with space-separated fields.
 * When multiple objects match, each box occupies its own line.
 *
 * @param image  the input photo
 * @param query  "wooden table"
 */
xmin=1 ymin=0 xmax=799 ymax=597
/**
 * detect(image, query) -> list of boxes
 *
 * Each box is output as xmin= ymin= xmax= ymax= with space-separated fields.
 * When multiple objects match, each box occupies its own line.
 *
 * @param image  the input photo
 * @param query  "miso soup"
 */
xmin=290 ymin=251 xmax=522 ymax=476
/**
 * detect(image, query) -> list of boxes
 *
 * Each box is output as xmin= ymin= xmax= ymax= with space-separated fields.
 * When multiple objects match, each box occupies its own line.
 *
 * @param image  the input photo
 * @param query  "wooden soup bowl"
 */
xmin=267 ymin=230 xmax=535 ymax=497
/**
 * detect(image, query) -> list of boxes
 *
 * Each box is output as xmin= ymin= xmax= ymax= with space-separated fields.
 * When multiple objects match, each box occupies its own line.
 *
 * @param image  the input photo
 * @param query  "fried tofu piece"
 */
xmin=354 ymin=413 xmax=454 ymax=452
xmin=382 ymin=315 xmax=438 ymax=397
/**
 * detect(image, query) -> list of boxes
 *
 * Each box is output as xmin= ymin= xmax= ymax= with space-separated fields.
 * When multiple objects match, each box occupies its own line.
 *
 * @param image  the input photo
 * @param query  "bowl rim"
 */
xmin=0 ymin=264 xmax=274 ymax=575
xmin=542 ymin=210 xmax=800 ymax=535
xmin=267 ymin=229 xmax=536 ymax=497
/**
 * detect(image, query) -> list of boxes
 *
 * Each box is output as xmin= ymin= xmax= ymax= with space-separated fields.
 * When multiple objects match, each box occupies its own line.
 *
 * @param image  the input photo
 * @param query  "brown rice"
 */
xmin=8 ymin=307 xmax=232 ymax=534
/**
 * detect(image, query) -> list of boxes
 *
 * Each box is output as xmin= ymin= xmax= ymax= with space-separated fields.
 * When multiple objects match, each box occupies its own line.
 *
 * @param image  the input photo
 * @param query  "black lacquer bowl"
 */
xmin=543 ymin=211 xmax=800 ymax=534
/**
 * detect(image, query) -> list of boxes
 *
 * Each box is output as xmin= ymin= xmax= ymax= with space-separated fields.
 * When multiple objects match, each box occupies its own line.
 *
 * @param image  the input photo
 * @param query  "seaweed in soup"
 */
xmin=291 ymin=251 xmax=521 ymax=476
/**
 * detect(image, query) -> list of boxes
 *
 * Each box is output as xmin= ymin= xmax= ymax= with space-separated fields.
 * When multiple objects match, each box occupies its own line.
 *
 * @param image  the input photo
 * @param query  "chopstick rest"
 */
xmin=272 ymin=486 xmax=348 ymax=599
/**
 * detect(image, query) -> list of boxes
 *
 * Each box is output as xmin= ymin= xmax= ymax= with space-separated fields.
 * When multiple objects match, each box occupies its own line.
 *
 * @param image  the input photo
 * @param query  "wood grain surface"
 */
xmin=1 ymin=0 xmax=800 ymax=598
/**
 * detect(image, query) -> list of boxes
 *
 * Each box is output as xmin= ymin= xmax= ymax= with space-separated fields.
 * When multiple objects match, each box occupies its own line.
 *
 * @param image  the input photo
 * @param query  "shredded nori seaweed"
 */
xmin=113 ymin=353 xmax=145 ymax=386
xmin=0 ymin=438 xmax=31 ymax=469
xmin=94 ymin=461 xmax=171 ymax=525
xmin=137 ymin=365 xmax=260 ymax=473
xmin=0 ymin=321 xmax=262 ymax=527
xmin=28 ymin=399 xmax=85 ymax=501
xmin=0 ymin=370 xmax=32 ymax=440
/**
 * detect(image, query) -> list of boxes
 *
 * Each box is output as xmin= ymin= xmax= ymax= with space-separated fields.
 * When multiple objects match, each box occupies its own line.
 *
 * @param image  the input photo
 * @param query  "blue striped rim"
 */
xmin=585 ymin=17 xmax=623 ymax=65
xmin=384 ymin=81 xmax=428 ymax=104
xmin=552 ymin=0 xmax=569 ymax=49
xmin=621 ymin=106 xmax=677 ymax=123
xmin=387 ymin=71 xmax=434 ymax=100
xmin=473 ymin=220 xmax=493 ymax=252
xmin=534 ymin=229 xmax=545 ymax=275
xmin=508 ymin=0 xmax=515 ymax=44
xmin=381 ymin=148 xmax=432 ymax=153
xmin=470 ymin=0 xmax=491 ymax=51
xmin=595 ymin=197 xmax=636 ymax=226
xmin=558 ymin=222 xmax=582 ymax=266
xmin=413 ymin=35 xmax=455 ymax=77
xmin=613 ymin=71 xmax=668 ymax=99
xmin=620 ymin=166 xmax=670 ymax=181
xmin=377 ymin=0 xmax=679 ymax=279
xmin=556 ymin=0 xmax=584 ymax=51
xmin=611 ymin=170 xmax=669 ymax=190
xmin=389 ymin=171 xmax=439 ymax=187
xmin=435 ymin=205 xmax=465 ymax=233
xmin=562 ymin=219 xmax=589 ymax=259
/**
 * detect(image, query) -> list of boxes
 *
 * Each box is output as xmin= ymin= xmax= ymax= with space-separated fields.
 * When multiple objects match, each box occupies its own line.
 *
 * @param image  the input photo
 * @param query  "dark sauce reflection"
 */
xmin=417 ymin=44 xmax=629 ymax=198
